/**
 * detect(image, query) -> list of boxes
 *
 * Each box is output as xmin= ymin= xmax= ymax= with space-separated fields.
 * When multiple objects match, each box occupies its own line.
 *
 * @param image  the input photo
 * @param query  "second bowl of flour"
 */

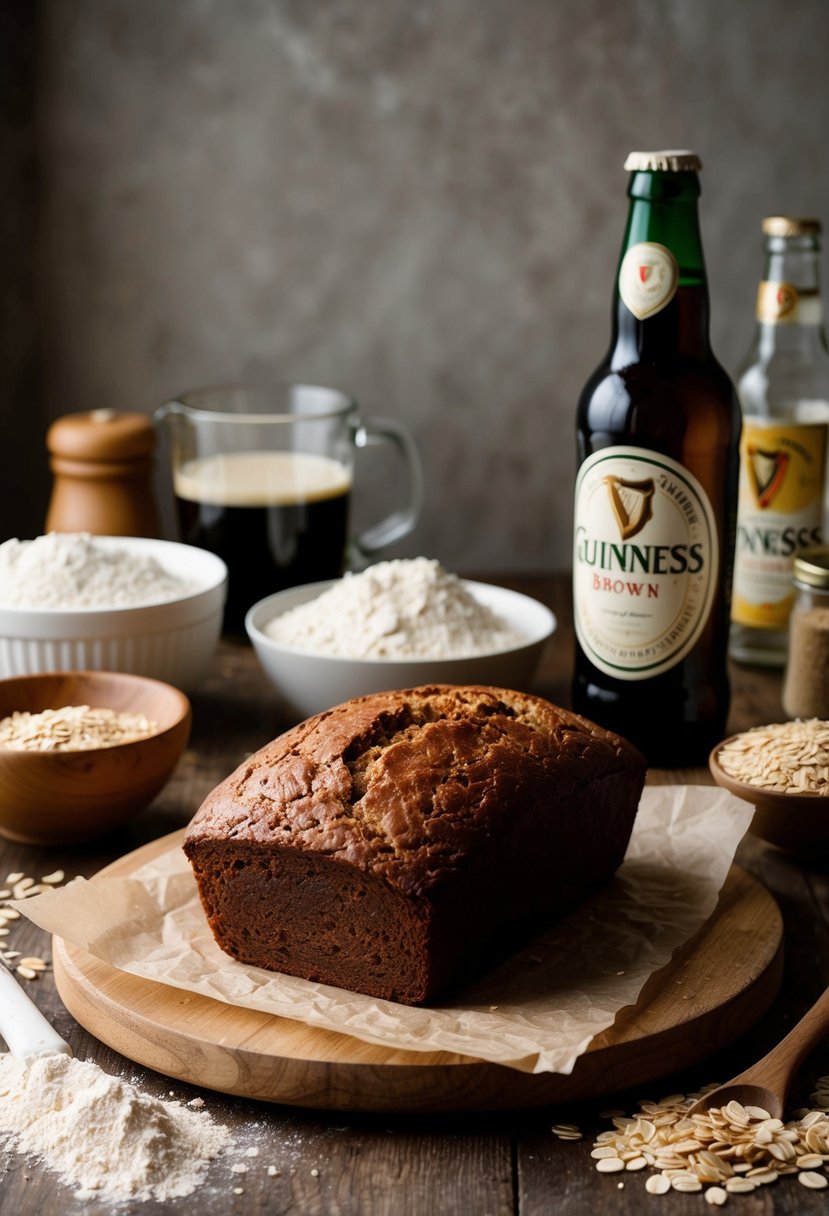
xmin=246 ymin=559 xmax=556 ymax=722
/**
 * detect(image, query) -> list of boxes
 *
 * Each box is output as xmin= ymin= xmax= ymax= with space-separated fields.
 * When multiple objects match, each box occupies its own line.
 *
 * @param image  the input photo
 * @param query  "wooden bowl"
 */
xmin=0 ymin=671 xmax=191 ymax=845
xmin=709 ymin=737 xmax=829 ymax=857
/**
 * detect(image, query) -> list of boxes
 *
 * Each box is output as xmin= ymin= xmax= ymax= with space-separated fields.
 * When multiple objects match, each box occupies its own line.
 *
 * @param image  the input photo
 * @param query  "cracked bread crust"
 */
xmin=183 ymin=685 xmax=646 ymax=1005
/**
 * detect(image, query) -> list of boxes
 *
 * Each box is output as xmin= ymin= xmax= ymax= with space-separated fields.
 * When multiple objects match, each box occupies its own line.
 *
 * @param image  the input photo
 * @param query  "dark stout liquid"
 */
xmin=174 ymin=452 xmax=351 ymax=635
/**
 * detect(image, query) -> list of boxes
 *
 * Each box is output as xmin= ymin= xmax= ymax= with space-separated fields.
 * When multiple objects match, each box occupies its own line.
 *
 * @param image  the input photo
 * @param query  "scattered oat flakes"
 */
xmin=592 ymin=1085 xmax=829 ymax=1200
xmin=725 ymin=1177 xmax=756 ymax=1193
xmin=552 ymin=1121 xmax=583 ymax=1141
xmin=595 ymin=1157 xmax=625 ymax=1173
xmin=705 ymin=1185 xmax=728 ymax=1206
xmin=746 ymin=1167 xmax=779 ymax=1183
xmin=796 ymin=1153 xmax=824 ymax=1168
xmin=17 ymin=958 xmax=47 ymax=971
xmin=41 ymin=870 xmax=64 ymax=885
xmin=673 ymin=1177 xmax=702 ymax=1192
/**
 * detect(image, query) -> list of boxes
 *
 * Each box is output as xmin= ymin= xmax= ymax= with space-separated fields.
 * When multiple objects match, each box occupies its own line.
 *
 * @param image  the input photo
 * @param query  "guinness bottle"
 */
xmin=572 ymin=151 xmax=741 ymax=766
xmin=729 ymin=217 xmax=829 ymax=667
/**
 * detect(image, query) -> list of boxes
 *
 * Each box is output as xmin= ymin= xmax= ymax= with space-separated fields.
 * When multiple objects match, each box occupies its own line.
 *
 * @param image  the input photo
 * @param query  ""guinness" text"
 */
xmin=575 ymin=527 xmax=704 ymax=575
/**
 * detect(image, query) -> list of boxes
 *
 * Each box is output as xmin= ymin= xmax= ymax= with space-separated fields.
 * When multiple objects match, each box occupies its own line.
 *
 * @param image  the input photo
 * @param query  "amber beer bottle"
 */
xmin=572 ymin=151 xmax=741 ymax=766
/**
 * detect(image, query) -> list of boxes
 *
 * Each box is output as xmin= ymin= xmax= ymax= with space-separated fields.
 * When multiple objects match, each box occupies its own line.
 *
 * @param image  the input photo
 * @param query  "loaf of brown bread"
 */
xmin=183 ymin=685 xmax=646 ymax=1005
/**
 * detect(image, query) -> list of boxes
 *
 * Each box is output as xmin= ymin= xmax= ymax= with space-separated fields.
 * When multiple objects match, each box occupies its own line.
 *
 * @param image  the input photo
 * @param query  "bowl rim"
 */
xmin=708 ymin=733 xmax=829 ymax=803
xmin=245 ymin=578 xmax=557 ymax=666
xmin=0 ymin=669 xmax=192 ymax=758
xmin=0 ymin=536 xmax=228 ymax=619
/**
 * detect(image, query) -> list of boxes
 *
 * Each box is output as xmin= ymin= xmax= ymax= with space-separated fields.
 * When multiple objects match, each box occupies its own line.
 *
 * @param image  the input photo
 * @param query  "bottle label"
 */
xmin=573 ymin=446 xmax=719 ymax=681
xmin=618 ymin=242 xmax=679 ymax=319
xmin=731 ymin=420 xmax=826 ymax=629
xmin=756 ymin=282 xmax=824 ymax=325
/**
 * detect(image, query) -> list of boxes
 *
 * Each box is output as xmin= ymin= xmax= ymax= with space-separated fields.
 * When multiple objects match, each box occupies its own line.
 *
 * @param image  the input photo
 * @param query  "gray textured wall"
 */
xmin=4 ymin=0 xmax=829 ymax=569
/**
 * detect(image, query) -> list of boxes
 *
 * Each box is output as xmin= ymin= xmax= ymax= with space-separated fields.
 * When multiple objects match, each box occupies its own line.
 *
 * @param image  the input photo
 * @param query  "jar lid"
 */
xmin=46 ymin=410 xmax=156 ymax=460
xmin=762 ymin=216 xmax=822 ymax=238
xmin=793 ymin=546 xmax=829 ymax=589
xmin=624 ymin=150 xmax=702 ymax=172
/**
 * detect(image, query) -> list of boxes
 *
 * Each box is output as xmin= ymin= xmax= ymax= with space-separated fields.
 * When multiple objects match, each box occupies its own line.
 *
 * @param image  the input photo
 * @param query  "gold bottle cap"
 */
xmin=624 ymin=150 xmax=702 ymax=172
xmin=793 ymin=547 xmax=829 ymax=590
xmin=762 ymin=216 xmax=822 ymax=237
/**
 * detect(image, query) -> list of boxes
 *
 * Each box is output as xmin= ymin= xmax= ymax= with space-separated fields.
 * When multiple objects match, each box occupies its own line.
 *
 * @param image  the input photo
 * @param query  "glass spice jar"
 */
xmin=782 ymin=546 xmax=829 ymax=718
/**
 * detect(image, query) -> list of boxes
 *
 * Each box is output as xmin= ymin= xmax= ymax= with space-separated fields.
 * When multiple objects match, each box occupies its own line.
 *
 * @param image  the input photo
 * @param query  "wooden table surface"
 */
xmin=2 ymin=572 xmax=827 ymax=1216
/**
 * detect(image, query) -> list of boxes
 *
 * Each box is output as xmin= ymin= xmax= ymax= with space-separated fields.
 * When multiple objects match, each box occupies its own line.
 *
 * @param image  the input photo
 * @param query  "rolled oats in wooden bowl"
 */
xmin=709 ymin=720 xmax=829 ymax=856
xmin=0 ymin=671 xmax=191 ymax=845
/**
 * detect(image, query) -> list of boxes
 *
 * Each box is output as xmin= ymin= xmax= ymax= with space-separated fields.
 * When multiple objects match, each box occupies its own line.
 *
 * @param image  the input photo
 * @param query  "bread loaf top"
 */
xmin=184 ymin=685 xmax=645 ymax=900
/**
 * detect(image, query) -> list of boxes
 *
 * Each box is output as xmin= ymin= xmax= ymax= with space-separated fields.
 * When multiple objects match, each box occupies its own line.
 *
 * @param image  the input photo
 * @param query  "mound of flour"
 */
xmin=265 ymin=558 xmax=524 ymax=659
xmin=0 ymin=1051 xmax=232 ymax=1202
xmin=0 ymin=533 xmax=195 ymax=609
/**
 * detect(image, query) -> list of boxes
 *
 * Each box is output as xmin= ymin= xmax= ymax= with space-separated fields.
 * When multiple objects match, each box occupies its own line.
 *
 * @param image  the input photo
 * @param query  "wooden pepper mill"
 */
xmin=45 ymin=409 xmax=161 ymax=537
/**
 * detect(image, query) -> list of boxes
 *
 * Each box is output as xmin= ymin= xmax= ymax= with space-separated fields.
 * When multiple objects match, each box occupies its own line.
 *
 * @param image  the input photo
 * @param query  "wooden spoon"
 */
xmin=688 ymin=983 xmax=829 ymax=1119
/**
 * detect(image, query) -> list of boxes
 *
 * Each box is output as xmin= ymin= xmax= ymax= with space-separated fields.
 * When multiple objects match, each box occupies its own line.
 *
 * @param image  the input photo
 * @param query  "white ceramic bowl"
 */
xmin=246 ymin=578 xmax=556 ymax=722
xmin=0 ymin=537 xmax=227 ymax=691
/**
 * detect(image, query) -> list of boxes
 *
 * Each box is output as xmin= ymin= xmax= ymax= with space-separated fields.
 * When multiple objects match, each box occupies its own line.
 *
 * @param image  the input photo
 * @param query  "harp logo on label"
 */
xmin=618 ymin=242 xmax=679 ymax=320
xmin=731 ymin=420 xmax=827 ymax=629
xmin=747 ymin=446 xmax=789 ymax=509
xmin=573 ymin=446 xmax=719 ymax=680
xmin=604 ymin=475 xmax=655 ymax=540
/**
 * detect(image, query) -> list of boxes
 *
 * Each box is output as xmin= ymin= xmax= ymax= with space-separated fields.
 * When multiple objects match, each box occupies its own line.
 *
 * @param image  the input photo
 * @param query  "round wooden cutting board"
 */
xmin=52 ymin=832 xmax=784 ymax=1113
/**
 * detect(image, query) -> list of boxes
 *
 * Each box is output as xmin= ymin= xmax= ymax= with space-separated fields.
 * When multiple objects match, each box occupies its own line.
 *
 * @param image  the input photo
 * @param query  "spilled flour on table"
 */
xmin=0 ymin=1051 xmax=233 ymax=1202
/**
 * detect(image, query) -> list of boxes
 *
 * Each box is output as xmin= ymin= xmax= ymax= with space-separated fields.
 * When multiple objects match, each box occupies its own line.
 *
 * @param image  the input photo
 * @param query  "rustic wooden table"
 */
xmin=1 ymin=573 xmax=827 ymax=1216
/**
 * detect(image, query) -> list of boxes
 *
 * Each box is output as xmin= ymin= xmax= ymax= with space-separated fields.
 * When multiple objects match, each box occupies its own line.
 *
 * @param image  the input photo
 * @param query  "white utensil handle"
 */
xmin=0 ymin=962 xmax=72 ymax=1057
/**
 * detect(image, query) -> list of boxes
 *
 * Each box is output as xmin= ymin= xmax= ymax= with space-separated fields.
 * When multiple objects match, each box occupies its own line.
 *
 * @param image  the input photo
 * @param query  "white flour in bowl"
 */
xmin=0 ymin=533 xmax=195 ymax=609
xmin=0 ymin=1051 xmax=232 ymax=1202
xmin=264 ymin=558 xmax=524 ymax=659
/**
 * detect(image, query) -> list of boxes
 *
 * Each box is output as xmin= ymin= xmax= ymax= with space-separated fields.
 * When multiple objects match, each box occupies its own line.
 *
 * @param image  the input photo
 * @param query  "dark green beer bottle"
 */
xmin=572 ymin=150 xmax=741 ymax=766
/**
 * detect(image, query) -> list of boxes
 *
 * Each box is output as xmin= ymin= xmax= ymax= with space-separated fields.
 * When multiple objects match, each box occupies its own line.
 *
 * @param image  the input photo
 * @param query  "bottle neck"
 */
xmin=753 ymin=234 xmax=828 ymax=357
xmin=610 ymin=170 xmax=710 ymax=365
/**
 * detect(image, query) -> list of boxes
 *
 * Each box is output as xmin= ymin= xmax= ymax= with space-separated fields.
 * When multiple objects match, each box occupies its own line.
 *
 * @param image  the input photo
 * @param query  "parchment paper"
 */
xmin=16 ymin=786 xmax=753 ymax=1075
